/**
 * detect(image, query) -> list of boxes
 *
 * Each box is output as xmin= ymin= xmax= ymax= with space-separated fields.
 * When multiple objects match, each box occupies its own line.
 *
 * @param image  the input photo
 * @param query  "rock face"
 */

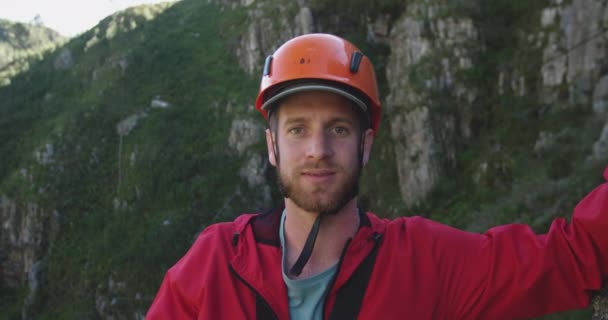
xmin=228 ymin=118 xmax=262 ymax=155
xmin=0 ymin=197 xmax=43 ymax=288
xmin=230 ymin=0 xmax=481 ymax=208
xmin=0 ymin=196 xmax=56 ymax=317
xmin=541 ymin=0 xmax=608 ymax=174
xmin=594 ymin=75 xmax=608 ymax=114
xmin=541 ymin=0 xmax=608 ymax=106
xmin=385 ymin=0 xmax=478 ymax=207
xmin=53 ymin=48 xmax=73 ymax=70
xmin=234 ymin=0 xmax=315 ymax=75
xmin=228 ymin=118 xmax=272 ymax=207
xmin=594 ymin=287 xmax=608 ymax=320
xmin=227 ymin=0 xmax=607 ymax=212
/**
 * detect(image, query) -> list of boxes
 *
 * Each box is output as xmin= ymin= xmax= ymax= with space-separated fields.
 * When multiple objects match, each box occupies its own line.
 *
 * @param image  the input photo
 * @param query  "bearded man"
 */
xmin=147 ymin=33 xmax=608 ymax=320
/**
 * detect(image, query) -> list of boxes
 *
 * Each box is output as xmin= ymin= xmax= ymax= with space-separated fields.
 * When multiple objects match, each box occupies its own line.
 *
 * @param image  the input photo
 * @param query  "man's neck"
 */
xmin=283 ymin=198 xmax=360 ymax=279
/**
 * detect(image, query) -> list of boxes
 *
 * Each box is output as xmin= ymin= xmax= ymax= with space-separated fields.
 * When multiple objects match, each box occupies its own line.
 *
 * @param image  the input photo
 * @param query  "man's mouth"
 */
xmin=301 ymin=169 xmax=336 ymax=181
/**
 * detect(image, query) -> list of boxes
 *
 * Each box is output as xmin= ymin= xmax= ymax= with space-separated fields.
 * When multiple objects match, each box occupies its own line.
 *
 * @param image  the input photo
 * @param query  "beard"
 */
xmin=276 ymin=160 xmax=361 ymax=215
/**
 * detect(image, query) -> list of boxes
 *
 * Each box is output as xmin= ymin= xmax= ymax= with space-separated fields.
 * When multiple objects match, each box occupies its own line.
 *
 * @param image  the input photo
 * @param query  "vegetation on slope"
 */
xmin=0 ymin=1 xmax=262 ymax=318
xmin=0 ymin=19 xmax=66 ymax=86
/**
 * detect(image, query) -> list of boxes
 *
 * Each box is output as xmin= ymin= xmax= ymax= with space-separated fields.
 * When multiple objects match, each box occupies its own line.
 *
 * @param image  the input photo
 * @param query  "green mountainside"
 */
xmin=0 ymin=2 xmax=263 ymax=318
xmin=0 ymin=0 xmax=606 ymax=319
xmin=0 ymin=19 xmax=66 ymax=86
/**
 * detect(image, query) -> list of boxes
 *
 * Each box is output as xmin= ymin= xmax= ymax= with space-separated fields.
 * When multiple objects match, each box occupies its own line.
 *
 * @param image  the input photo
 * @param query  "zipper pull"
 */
xmin=369 ymin=232 xmax=382 ymax=243
xmin=232 ymin=232 xmax=239 ymax=247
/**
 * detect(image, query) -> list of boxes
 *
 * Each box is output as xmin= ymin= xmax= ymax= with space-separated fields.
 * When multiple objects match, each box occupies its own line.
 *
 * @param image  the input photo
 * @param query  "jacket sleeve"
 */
xmin=435 ymin=167 xmax=608 ymax=319
xmin=146 ymin=269 xmax=197 ymax=319
xmin=146 ymin=224 xmax=227 ymax=319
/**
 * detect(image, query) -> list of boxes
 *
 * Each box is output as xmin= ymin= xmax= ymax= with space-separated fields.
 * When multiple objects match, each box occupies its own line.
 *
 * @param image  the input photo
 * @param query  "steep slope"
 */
xmin=0 ymin=2 xmax=266 ymax=318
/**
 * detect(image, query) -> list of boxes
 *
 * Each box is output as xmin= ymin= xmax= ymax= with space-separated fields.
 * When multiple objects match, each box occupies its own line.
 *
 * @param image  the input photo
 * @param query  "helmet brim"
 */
xmin=260 ymin=83 xmax=368 ymax=115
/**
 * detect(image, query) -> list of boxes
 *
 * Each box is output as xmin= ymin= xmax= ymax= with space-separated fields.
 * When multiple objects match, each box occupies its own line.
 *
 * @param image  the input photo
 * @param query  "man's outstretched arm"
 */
xmin=432 ymin=167 xmax=608 ymax=319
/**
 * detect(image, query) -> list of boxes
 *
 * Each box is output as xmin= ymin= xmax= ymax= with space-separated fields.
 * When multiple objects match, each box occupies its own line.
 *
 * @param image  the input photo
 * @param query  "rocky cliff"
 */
xmin=1 ymin=0 xmax=607 ymax=318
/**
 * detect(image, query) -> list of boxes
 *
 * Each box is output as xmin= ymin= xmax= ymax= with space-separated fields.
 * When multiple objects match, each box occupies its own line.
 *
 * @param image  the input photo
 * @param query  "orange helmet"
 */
xmin=255 ymin=33 xmax=381 ymax=133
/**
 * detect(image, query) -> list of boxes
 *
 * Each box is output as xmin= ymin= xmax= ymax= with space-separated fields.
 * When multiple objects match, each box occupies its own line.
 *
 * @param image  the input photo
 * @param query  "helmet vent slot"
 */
xmin=263 ymin=55 xmax=273 ymax=76
xmin=350 ymin=51 xmax=363 ymax=73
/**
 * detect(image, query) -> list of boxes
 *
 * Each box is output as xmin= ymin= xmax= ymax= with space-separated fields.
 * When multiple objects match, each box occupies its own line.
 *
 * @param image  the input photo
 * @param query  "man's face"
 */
xmin=265 ymin=91 xmax=374 ymax=214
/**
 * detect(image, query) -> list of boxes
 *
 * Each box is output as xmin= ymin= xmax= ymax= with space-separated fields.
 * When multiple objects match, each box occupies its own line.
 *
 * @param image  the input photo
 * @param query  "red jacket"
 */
xmin=147 ymin=168 xmax=608 ymax=319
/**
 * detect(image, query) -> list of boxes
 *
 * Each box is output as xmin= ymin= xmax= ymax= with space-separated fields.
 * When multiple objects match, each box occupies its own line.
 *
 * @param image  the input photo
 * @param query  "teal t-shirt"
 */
xmin=280 ymin=211 xmax=338 ymax=320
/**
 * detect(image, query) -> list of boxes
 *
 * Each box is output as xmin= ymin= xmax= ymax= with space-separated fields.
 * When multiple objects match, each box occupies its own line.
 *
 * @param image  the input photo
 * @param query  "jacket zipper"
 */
xmin=322 ymin=237 xmax=352 ymax=319
xmin=322 ymin=233 xmax=382 ymax=320
xmin=229 ymin=264 xmax=279 ymax=320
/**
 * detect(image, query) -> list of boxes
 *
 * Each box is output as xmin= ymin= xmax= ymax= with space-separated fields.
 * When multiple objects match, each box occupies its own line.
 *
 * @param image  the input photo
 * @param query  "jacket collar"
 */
xmin=230 ymin=207 xmax=387 ymax=317
xmin=245 ymin=206 xmax=378 ymax=246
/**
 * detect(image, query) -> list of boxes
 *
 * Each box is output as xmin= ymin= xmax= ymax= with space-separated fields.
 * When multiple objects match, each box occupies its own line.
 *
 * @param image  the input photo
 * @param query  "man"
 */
xmin=147 ymin=33 xmax=608 ymax=319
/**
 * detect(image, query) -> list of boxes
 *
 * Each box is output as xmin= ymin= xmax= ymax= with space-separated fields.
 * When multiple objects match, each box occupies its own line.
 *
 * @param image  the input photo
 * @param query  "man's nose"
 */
xmin=306 ymin=131 xmax=333 ymax=160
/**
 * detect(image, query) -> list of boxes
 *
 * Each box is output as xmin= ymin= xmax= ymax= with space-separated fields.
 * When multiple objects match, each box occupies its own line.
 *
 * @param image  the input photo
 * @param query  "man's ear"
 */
xmin=362 ymin=128 xmax=374 ymax=166
xmin=266 ymin=129 xmax=277 ymax=167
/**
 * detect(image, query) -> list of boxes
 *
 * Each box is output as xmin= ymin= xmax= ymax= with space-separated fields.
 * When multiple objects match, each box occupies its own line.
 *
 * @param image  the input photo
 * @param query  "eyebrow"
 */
xmin=282 ymin=117 xmax=355 ymax=127
xmin=283 ymin=117 xmax=308 ymax=126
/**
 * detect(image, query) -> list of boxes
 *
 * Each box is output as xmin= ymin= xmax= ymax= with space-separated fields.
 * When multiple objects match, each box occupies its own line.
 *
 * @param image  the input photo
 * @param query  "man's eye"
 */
xmin=333 ymin=127 xmax=349 ymax=135
xmin=288 ymin=127 xmax=304 ymax=135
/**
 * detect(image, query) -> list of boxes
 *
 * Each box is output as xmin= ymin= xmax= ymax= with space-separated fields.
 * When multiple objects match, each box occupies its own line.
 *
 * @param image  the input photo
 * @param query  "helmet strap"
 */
xmin=267 ymin=111 xmax=280 ymax=164
xmin=289 ymin=213 xmax=322 ymax=276
xmin=271 ymin=132 xmax=280 ymax=164
xmin=358 ymin=129 xmax=366 ymax=167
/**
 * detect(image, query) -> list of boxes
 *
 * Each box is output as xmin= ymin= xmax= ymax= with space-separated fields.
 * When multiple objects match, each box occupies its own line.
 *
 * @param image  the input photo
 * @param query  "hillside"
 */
xmin=1 ymin=0 xmax=608 ymax=319
xmin=0 ymin=19 xmax=66 ymax=86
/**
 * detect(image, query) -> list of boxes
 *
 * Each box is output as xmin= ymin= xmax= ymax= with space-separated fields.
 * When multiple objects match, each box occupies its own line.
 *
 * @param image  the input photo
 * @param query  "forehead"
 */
xmin=274 ymin=91 xmax=360 ymax=124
